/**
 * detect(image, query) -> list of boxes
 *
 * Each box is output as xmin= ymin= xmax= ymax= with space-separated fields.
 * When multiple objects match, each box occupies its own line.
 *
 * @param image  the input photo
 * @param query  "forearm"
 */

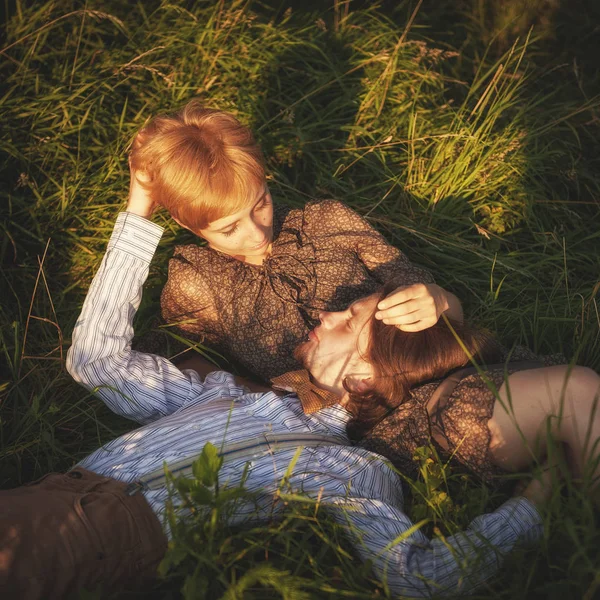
xmin=67 ymin=213 xmax=160 ymax=377
xmin=66 ymin=213 xmax=200 ymax=423
xmin=402 ymin=497 xmax=541 ymax=596
xmin=331 ymin=496 xmax=541 ymax=598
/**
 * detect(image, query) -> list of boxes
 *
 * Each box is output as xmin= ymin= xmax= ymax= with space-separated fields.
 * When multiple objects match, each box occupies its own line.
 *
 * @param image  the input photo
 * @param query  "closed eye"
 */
xmin=222 ymin=224 xmax=239 ymax=237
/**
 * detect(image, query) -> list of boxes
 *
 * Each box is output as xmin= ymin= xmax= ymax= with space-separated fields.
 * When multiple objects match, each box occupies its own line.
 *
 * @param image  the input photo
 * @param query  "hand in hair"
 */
xmin=126 ymin=162 xmax=155 ymax=220
xmin=375 ymin=283 xmax=463 ymax=332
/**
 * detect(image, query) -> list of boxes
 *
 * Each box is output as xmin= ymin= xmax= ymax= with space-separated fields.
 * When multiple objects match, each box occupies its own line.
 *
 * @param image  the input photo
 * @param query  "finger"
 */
xmin=377 ymin=292 xmax=436 ymax=320
xmin=393 ymin=316 xmax=439 ymax=332
xmin=378 ymin=287 xmax=416 ymax=310
xmin=381 ymin=308 xmax=431 ymax=326
xmin=377 ymin=284 xmax=425 ymax=310
xmin=381 ymin=313 xmax=420 ymax=326
xmin=396 ymin=321 xmax=428 ymax=333
xmin=375 ymin=299 xmax=421 ymax=320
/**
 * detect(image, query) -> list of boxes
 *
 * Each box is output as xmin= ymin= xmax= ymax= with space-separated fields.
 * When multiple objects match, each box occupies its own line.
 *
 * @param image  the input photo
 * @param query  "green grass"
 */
xmin=1 ymin=0 xmax=599 ymax=598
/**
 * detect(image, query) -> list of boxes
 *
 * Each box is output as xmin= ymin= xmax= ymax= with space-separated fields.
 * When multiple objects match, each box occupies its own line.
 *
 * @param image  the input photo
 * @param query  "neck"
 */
xmin=211 ymin=243 xmax=272 ymax=266
xmin=240 ymin=251 xmax=268 ymax=265
xmin=308 ymin=373 xmax=345 ymax=401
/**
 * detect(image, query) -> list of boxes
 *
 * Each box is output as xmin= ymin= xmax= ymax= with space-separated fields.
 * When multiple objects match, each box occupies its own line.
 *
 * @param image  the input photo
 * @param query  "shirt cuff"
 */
xmin=496 ymin=497 xmax=543 ymax=546
xmin=107 ymin=212 xmax=164 ymax=263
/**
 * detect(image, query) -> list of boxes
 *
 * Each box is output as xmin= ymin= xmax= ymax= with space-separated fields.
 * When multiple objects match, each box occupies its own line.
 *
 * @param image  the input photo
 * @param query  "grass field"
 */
xmin=1 ymin=0 xmax=599 ymax=598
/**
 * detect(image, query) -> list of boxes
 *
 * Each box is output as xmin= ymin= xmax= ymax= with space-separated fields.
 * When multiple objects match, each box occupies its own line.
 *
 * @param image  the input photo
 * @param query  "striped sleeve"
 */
xmin=66 ymin=212 xmax=207 ymax=424
xmin=327 ymin=495 xmax=542 ymax=598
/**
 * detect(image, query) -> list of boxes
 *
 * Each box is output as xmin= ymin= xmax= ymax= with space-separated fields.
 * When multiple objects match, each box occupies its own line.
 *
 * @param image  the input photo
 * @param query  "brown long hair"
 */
xmin=345 ymin=285 xmax=502 ymax=441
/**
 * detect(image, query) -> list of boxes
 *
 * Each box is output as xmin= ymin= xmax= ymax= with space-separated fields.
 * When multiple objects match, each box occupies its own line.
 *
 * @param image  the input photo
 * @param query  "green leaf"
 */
xmin=182 ymin=572 xmax=208 ymax=600
xmin=192 ymin=442 xmax=224 ymax=487
xmin=175 ymin=478 xmax=196 ymax=493
xmin=158 ymin=543 xmax=189 ymax=576
xmin=191 ymin=484 xmax=215 ymax=506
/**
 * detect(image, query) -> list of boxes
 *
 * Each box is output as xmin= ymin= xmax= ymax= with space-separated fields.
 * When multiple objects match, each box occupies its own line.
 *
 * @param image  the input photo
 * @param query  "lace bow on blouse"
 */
xmin=161 ymin=200 xmax=435 ymax=382
xmin=242 ymin=230 xmax=319 ymax=330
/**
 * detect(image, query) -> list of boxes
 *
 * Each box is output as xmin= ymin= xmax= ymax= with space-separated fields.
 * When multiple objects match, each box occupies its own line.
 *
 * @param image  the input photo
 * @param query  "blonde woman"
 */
xmin=129 ymin=100 xmax=463 ymax=383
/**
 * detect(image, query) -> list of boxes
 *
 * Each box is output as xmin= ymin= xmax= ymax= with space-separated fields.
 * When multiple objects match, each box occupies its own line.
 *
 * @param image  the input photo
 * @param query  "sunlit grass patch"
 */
xmin=1 ymin=0 xmax=599 ymax=598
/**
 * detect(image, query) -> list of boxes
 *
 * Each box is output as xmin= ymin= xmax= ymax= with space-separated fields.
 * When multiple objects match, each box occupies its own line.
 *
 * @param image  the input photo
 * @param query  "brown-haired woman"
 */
xmin=346 ymin=284 xmax=600 ymax=487
xmin=127 ymin=101 xmax=584 ymax=487
xmin=128 ymin=100 xmax=463 ymax=383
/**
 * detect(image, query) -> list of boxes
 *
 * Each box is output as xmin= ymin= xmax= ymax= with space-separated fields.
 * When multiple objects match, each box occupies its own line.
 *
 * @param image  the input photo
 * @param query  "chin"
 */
xmin=243 ymin=243 xmax=269 ymax=255
xmin=293 ymin=340 xmax=312 ymax=367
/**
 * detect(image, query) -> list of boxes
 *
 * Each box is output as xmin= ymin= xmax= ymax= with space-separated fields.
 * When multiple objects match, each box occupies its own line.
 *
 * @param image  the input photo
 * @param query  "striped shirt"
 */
xmin=66 ymin=212 xmax=542 ymax=598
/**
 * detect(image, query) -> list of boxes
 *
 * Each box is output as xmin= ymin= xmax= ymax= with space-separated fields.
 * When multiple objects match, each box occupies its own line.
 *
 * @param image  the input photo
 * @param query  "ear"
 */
xmin=345 ymin=376 xmax=374 ymax=394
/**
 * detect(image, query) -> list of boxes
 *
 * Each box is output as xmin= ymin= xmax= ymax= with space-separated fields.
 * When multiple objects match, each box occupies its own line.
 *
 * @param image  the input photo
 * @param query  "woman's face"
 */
xmin=198 ymin=187 xmax=274 ymax=262
xmin=293 ymin=295 xmax=377 ymax=396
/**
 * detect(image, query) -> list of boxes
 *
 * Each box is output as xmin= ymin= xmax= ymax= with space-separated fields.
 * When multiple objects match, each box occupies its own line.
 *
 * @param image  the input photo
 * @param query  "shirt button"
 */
xmin=68 ymin=471 xmax=83 ymax=479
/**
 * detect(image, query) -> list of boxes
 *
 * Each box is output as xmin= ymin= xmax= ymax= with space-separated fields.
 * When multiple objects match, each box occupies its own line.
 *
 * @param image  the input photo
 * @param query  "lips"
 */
xmin=308 ymin=328 xmax=319 ymax=342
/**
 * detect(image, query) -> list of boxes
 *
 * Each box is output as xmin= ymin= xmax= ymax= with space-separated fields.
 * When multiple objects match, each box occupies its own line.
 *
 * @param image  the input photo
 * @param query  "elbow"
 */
xmin=66 ymin=321 xmax=93 ymax=384
xmin=66 ymin=344 xmax=84 ymax=383
xmin=66 ymin=349 xmax=97 ymax=391
xmin=66 ymin=344 xmax=107 ymax=392
xmin=66 ymin=351 xmax=149 ymax=423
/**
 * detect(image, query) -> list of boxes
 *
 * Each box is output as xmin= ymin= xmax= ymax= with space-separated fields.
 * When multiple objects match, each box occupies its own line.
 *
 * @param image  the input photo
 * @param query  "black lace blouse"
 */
xmin=161 ymin=200 xmax=434 ymax=382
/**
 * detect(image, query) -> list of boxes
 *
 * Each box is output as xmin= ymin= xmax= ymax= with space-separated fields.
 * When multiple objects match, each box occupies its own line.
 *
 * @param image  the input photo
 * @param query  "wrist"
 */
xmin=517 ymin=473 xmax=551 ymax=508
xmin=432 ymin=284 xmax=450 ymax=314
xmin=127 ymin=169 xmax=155 ymax=219
xmin=126 ymin=205 xmax=154 ymax=220
xmin=440 ymin=288 xmax=463 ymax=323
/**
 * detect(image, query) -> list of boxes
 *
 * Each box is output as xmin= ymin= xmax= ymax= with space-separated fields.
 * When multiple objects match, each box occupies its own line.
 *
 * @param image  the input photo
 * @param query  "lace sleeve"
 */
xmin=161 ymin=250 xmax=222 ymax=345
xmin=317 ymin=200 xmax=435 ymax=286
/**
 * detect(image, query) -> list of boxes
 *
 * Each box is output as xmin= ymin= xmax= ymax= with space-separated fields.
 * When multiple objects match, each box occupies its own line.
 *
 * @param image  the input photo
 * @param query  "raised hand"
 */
xmin=375 ymin=283 xmax=461 ymax=332
xmin=126 ymin=162 xmax=155 ymax=220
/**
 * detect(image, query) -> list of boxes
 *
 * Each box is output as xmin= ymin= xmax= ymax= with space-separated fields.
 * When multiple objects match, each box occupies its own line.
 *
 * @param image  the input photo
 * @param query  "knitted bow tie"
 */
xmin=271 ymin=369 xmax=340 ymax=414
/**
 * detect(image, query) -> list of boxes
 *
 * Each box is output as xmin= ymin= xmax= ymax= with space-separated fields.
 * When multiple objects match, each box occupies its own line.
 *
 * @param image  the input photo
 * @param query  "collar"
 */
xmin=271 ymin=369 xmax=340 ymax=414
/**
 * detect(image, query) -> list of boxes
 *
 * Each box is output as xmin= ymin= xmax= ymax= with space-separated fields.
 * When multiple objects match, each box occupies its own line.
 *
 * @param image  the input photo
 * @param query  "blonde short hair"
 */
xmin=130 ymin=100 xmax=266 ymax=231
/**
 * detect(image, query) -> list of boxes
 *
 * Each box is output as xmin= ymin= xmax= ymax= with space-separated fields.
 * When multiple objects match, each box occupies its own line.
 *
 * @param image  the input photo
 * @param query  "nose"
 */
xmin=246 ymin=219 xmax=266 ymax=246
xmin=318 ymin=310 xmax=344 ymax=329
